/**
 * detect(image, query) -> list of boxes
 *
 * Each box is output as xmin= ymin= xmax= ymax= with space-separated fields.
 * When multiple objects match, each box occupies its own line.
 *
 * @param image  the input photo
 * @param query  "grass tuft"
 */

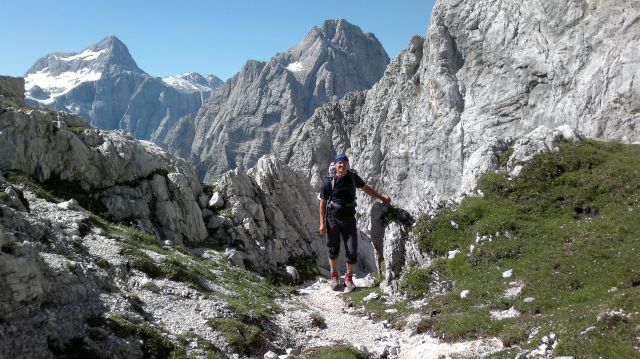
xmin=206 ymin=318 xmax=264 ymax=356
xmin=299 ymin=345 xmax=369 ymax=359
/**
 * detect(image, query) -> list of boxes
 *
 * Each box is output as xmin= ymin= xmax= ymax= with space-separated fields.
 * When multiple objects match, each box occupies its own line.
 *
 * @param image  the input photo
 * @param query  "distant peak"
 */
xmin=295 ymin=18 xmax=383 ymax=56
xmin=321 ymin=19 xmax=360 ymax=32
xmin=24 ymin=35 xmax=143 ymax=77
xmin=317 ymin=19 xmax=365 ymax=37
xmin=94 ymin=35 xmax=127 ymax=50
xmin=88 ymin=35 xmax=142 ymax=73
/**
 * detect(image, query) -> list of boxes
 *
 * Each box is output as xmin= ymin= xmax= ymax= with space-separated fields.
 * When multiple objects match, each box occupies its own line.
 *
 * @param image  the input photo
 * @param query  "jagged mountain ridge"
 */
xmin=24 ymin=36 xmax=222 ymax=142
xmin=162 ymin=19 xmax=390 ymax=182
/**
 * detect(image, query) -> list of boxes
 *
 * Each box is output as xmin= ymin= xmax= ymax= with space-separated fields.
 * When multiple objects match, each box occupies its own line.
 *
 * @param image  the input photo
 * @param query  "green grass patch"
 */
xmin=410 ymin=140 xmax=640 ymax=356
xmin=116 ymin=234 xmax=281 ymax=321
xmin=107 ymin=313 xmax=174 ymax=359
xmin=173 ymin=332 xmax=221 ymax=359
xmin=206 ymin=318 xmax=264 ymax=356
xmin=310 ymin=312 xmax=327 ymax=329
xmin=284 ymin=255 xmax=319 ymax=283
xmin=5 ymin=171 xmax=108 ymax=213
xmin=299 ymin=345 xmax=369 ymax=359
xmin=346 ymin=286 xmax=410 ymax=325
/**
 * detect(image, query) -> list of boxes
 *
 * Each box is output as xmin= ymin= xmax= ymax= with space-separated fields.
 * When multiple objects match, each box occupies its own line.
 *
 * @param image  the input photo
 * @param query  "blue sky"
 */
xmin=3 ymin=0 xmax=436 ymax=80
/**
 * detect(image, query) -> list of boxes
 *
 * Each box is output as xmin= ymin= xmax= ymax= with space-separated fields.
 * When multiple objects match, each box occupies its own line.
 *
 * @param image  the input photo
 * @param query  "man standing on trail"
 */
xmin=318 ymin=154 xmax=391 ymax=291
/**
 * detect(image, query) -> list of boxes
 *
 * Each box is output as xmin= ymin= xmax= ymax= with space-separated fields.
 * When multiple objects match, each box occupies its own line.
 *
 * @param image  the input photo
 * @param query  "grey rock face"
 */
xmin=175 ymin=19 xmax=389 ymax=181
xmin=286 ymin=0 xmax=640 ymax=218
xmin=0 ymin=76 xmax=25 ymax=99
xmin=24 ymin=36 xmax=222 ymax=142
xmin=0 ymin=186 xmax=239 ymax=358
xmin=0 ymin=92 xmax=207 ymax=243
xmin=280 ymin=91 xmax=368 ymax=191
xmin=215 ymin=156 xmax=328 ymax=273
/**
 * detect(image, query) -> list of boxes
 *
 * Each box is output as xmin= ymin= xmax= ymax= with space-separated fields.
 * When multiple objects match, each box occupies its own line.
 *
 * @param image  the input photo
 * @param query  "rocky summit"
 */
xmin=168 ymin=19 xmax=389 ymax=182
xmin=24 ymin=36 xmax=222 ymax=142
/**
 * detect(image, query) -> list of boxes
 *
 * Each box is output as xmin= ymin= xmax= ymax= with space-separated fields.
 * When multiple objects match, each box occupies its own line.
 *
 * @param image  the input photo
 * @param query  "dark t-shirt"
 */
xmin=320 ymin=170 xmax=366 ymax=218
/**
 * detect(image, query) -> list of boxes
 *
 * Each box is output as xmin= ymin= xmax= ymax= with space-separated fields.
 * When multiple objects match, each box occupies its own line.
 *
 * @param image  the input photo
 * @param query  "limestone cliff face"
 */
xmin=276 ymin=0 xmax=640 ymax=289
xmin=168 ymin=19 xmax=389 ymax=182
xmin=285 ymin=0 xmax=640 ymax=217
xmin=214 ymin=156 xmax=326 ymax=273
xmin=279 ymin=91 xmax=368 ymax=192
xmin=1 ymin=83 xmax=208 ymax=243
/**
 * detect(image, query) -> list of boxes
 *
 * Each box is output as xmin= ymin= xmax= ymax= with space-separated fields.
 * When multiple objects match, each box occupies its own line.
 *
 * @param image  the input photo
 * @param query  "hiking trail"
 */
xmin=274 ymin=276 xmax=503 ymax=358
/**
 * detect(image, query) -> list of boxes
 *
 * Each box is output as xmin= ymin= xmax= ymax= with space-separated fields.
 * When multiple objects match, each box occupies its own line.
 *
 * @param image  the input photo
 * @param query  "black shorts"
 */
xmin=326 ymin=213 xmax=358 ymax=264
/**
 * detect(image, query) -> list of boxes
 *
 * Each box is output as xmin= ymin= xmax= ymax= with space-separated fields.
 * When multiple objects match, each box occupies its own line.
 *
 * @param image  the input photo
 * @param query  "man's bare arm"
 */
xmin=362 ymin=185 xmax=391 ymax=204
xmin=319 ymin=199 xmax=328 ymax=234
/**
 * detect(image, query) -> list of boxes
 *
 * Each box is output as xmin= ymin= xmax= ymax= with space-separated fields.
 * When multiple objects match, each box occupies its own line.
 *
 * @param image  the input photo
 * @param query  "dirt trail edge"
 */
xmin=274 ymin=276 xmax=504 ymax=358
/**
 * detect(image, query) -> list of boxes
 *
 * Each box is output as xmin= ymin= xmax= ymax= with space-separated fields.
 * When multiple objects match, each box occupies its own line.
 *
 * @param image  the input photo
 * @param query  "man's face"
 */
xmin=335 ymin=160 xmax=349 ymax=176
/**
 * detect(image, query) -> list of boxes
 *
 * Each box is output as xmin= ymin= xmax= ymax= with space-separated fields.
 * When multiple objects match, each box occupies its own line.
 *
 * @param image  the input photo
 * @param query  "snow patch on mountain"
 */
xmin=161 ymin=74 xmax=213 ymax=92
xmin=285 ymin=61 xmax=304 ymax=72
xmin=25 ymin=68 xmax=102 ymax=104
xmin=57 ymin=49 xmax=107 ymax=62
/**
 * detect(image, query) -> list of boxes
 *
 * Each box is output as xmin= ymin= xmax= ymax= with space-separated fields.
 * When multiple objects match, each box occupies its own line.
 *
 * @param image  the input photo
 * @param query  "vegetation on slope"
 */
xmin=351 ymin=140 xmax=640 ymax=357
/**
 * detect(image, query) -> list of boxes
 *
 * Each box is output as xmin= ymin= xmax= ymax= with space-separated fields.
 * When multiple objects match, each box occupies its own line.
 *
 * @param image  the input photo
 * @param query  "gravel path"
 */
xmin=275 ymin=276 xmax=504 ymax=358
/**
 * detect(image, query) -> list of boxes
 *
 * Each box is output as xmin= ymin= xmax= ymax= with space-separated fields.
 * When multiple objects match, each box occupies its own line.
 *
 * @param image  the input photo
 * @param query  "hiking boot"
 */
xmin=329 ymin=271 xmax=340 ymax=290
xmin=344 ymin=272 xmax=356 ymax=292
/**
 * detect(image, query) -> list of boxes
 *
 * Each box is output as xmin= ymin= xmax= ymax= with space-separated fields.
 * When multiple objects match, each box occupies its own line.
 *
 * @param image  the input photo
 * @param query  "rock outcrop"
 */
xmin=170 ymin=19 xmax=389 ymax=181
xmin=1 ymin=78 xmax=207 ymax=243
xmin=214 ymin=156 xmax=325 ymax=273
xmin=0 ymin=76 xmax=25 ymax=100
xmin=211 ymin=156 xmax=378 ymax=274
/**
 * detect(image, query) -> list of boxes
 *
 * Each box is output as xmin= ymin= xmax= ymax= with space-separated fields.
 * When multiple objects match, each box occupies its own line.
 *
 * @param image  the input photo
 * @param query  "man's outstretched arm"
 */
xmin=362 ymin=185 xmax=391 ymax=204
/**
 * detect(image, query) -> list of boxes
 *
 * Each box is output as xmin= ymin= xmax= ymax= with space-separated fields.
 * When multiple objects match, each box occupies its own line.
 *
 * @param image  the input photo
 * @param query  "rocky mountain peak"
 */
xmin=23 ymin=36 xmax=221 ymax=142
xmin=90 ymin=35 xmax=142 ymax=73
xmin=174 ymin=20 xmax=389 ymax=181
xmin=317 ymin=19 xmax=375 ymax=48
xmin=284 ymin=19 xmax=388 ymax=81
xmin=25 ymin=35 xmax=142 ymax=77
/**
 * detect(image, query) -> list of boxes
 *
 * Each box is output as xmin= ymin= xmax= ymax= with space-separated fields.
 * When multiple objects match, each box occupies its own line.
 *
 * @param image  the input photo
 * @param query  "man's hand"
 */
xmin=319 ymin=223 xmax=326 ymax=235
xmin=362 ymin=185 xmax=391 ymax=204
